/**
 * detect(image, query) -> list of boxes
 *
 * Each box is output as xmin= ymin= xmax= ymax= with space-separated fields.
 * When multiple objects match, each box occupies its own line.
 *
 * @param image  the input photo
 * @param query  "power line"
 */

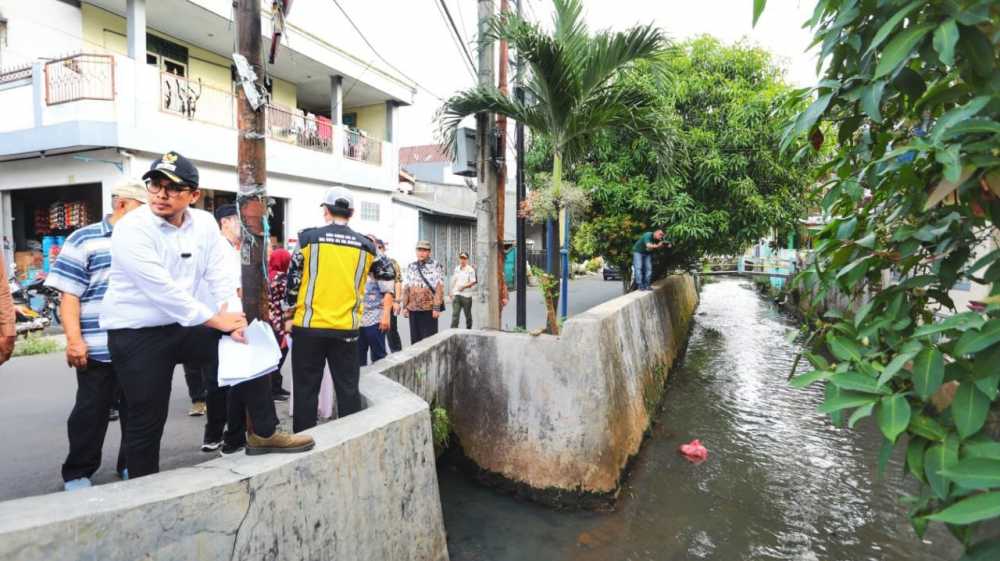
xmin=330 ymin=0 xmax=446 ymax=101
xmin=436 ymin=0 xmax=478 ymax=78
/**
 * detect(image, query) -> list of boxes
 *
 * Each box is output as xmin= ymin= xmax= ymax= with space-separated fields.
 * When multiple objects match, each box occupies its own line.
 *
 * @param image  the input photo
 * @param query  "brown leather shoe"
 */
xmin=245 ymin=431 xmax=315 ymax=455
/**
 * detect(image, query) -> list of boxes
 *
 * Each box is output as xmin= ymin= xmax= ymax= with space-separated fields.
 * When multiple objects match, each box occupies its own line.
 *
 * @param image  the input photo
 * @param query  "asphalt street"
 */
xmin=0 ymin=277 xmax=623 ymax=502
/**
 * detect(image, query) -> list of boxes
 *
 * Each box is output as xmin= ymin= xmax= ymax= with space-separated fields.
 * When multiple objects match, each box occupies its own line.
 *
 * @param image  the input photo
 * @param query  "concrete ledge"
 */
xmin=372 ymin=275 xmax=700 ymax=501
xmin=0 ymin=374 xmax=448 ymax=561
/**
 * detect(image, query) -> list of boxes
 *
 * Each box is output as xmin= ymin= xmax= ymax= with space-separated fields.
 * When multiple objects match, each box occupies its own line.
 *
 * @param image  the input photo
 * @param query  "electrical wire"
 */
xmin=436 ymin=0 xmax=478 ymax=77
xmin=433 ymin=0 xmax=477 ymax=81
xmin=329 ymin=0 xmax=446 ymax=102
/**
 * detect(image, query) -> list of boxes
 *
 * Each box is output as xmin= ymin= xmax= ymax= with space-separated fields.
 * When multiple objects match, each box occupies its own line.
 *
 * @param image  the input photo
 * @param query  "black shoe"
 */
xmin=220 ymin=442 xmax=246 ymax=456
xmin=273 ymin=389 xmax=291 ymax=402
xmin=108 ymin=408 xmax=119 ymax=422
xmin=201 ymin=441 xmax=222 ymax=452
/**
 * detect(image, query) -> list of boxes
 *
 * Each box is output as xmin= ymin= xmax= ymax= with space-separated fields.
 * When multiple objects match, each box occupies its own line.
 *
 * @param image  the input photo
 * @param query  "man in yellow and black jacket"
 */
xmin=284 ymin=187 xmax=375 ymax=431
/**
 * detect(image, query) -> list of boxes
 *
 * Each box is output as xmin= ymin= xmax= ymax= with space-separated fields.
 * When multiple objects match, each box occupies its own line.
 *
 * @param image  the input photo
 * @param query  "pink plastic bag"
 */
xmin=287 ymin=370 xmax=335 ymax=420
xmin=679 ymin=439 xmax=708 ymax=464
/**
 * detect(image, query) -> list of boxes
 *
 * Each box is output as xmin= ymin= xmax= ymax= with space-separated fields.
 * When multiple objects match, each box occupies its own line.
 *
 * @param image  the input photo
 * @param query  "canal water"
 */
xmin=437 ymin=278 xmax=963 ymax=561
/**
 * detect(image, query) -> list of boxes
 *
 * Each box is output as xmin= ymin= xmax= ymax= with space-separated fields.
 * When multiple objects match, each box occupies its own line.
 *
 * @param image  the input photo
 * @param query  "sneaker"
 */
xmin=245 ymin=431 xmax=315 ymax=456
xmin=64 ymin=477 xmax=92 ymax=491
xmin=201 ymin=440 xmax=222 ymax=452
xmin=188 ymin=401 xmax=207 ymax=417
xmin=220 ymin=442 xmax=246 ymax=456
xmin=272 ymin=389 xmax=291 ymax=402
xmin=108 ymin=408 xmax=119 ymax=422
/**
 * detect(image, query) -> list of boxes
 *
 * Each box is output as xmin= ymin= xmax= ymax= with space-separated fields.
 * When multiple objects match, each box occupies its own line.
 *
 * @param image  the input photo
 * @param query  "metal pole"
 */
xmin=235 ymin=0 xmax=267 ymax=323
xmin=497 ymin=0 xmax=509 ymax=326
xmin=514 ymin=0 xmax=526 ymax=329
xmin=474 ymin=0 xmax=500 ymax=330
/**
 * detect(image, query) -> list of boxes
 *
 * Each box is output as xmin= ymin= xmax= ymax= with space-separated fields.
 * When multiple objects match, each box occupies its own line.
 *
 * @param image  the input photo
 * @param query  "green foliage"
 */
xmin=562 ymin=37 xmax=815 ymax=277
xmin=11 ymin=334 xmax=63 ymax=357
xmin=431 ymin=407 xmax=451 ymax=452
xmin=777 ymin=0 xmax=1000 ymax=553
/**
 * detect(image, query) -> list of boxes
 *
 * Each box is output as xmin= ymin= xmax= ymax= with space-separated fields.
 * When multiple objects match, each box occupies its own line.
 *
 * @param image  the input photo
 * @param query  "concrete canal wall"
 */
xmin=376 ymin=274 xmax=700 ymax=500
xmin=0 ymin=374 xmax=449 ymax=561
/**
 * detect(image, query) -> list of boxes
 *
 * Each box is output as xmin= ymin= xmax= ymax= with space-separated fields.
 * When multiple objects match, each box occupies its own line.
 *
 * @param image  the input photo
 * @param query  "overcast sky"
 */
xmin=327 ymin=0 xmax=822 ymax=147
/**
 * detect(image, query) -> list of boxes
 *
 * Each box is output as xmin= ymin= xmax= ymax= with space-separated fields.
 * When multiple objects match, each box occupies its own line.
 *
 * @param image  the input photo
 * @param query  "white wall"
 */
xmin=0 ymin=0 xmax=82 ymax=68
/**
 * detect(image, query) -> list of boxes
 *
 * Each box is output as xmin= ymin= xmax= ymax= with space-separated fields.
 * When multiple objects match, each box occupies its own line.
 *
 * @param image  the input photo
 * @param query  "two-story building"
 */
xmin=0 ymin=0 xmax=417 ymax=277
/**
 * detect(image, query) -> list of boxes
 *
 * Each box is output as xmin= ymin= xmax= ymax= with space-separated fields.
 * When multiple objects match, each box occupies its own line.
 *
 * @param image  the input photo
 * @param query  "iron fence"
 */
xmin=343 ymin=127 xmax=382 ymax=165
xmin=0 ymin=63 xmax=32 ymax=85
xmin=44 ymin=54 xmax=114 ymax=105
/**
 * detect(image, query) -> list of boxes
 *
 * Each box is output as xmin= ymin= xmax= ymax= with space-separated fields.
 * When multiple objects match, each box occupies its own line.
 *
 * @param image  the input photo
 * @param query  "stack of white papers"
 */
xmin=218 ymin=319 xmax=282 ymax=387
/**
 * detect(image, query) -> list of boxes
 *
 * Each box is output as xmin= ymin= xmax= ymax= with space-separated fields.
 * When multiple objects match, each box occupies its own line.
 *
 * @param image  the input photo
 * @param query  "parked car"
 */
xmin=602 ymin=263 xmax=622 ymax=281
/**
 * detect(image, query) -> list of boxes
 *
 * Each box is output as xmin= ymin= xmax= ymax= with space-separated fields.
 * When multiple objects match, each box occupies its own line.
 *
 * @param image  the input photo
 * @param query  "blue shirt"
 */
xmin=44 ymin=218 xmax=114 ymax=362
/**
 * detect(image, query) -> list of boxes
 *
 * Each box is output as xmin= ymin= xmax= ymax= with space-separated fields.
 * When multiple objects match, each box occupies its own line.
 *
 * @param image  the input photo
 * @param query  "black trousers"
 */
xmin=408 ymin=311 xmax=438 ymax=344
xmin=190 ymin=360 xmax=229 ymax=444
xmin=271 ymin=347 xmax=288 ymax=393
xmin=182 ymin=363 xmax=206 ymax=403
xmin=291 ymin=329 xmax=361 ymax=432
xmin=386 ymin=313 xmax=403 ymax=352
xmin=62 ymin=360 xmax=127 ymax=481
xmin=358 ymin=324 xmax=387 ymax=366
xmin=108 ymin=324 xmax=277 ymax=479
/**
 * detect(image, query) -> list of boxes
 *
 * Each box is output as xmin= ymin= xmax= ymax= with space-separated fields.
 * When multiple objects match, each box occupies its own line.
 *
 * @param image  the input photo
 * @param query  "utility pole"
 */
xmin=474 ymin=0 xmax=500 ymax=330
xmin=235 ymin=0 xmax=268 ymax=324
xmin=514 ymin=0 xmax=527 ymax=329
xmin=497 ymin=0 xmax=509 ymax=326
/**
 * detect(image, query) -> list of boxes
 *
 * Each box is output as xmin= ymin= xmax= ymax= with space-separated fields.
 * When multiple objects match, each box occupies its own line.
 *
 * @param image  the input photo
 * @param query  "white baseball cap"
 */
xmin=321 ymin=186 xmax=354 ymax=212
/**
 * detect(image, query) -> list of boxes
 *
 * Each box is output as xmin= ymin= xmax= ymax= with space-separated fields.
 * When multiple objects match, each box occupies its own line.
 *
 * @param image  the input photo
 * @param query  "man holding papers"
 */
xmin=102 ymin=152 xmax=313 ymax=478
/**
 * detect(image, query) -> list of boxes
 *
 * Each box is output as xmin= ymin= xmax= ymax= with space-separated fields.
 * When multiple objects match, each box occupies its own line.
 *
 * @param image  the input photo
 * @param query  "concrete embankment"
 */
xmin=0 ymin=374 xmax=449 ymax=561
xmin=374 ymin=274 xmax=700 ymax=503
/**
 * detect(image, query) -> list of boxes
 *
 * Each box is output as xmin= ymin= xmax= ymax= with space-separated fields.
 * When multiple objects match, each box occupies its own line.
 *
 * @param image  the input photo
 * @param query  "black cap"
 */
xmin=142 ymin=151 xmax=199 ymax=187
xmin=214 ymin=203 xmax=238 ymax=222
xmin=459 ymin=251 xmax=469 ymax=258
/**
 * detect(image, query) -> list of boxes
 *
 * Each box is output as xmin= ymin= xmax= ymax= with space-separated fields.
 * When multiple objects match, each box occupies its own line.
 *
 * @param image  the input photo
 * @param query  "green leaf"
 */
xmin=927 ymin=492 xmax=1000 ymax=525
xmin=865 ymin=0 xmax=923 ymax=56
xmin=831 ymin=371 xmax=891 ymax=394
xmin=836 ymin=216 xmax=858 ymax=240
xmin=912 ymin=347 xmax=944 ymax=400
xmin=752 ymin=0 xmax=766 ymax=27
xmin=828 ymin=333 xmax=863 ymax=362
xmin=959 ymin=539 xmax=1000 ymax=561
xmin=939 ymin=458 xmax=1000 ymax=489
xmin=943 ymin=119 xmax=1000 ymax=139
xmin=819 ymin=389 xmax=879 ymax=414
xmin=848 ymin=403 xmax=875 ymax=428
xmin=878 ymin=349 xmax=918 ymax=386
xmin=964 ymin=440 xmax=1000 ymax=461
xmin=861 ymin=80 xmax=887 ymax=123
xmin=974 ymin=374 xmax=999 ymax=400
xmin=790 ymin=369 xmax=833 ymax=388
xmin=910 ymin=413 xmax=948 ymax=442
xmin=791 ymin=92 xmax=833 ymax=140
xmin=933 ymin=19 xmax=959 ymax=66
xmin=912 ymin=312 xmax=986 ymax=337
xmin=907 ymin=437 xmax=928 ymax=482
xmin=925 ymin=436 xmax=959 ymax=499
xmin=877 ymin=394 xmax=912 ymax=442
xmin=874 ymin=23 xmax=935 ymax=79
xmin=935 ymin=145 xmax=961 ymax=183
xmin=825 ymin=382 xmax=845 ymax=428
xmin=953 ymin=320 xmax=1000 ymax=357
xmin=877 ymin=437 xmax=895 ymax=478
xmin=952 ymin=383 xmax=990 ymax=439
xmin=931 ymin=96 xmax=992 ymax=143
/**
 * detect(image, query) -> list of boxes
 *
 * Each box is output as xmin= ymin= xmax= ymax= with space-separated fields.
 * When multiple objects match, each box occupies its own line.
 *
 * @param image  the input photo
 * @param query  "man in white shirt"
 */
xmin=449 ymin=252 xmax=477 ymax=329
xmin=102 ymin=151 xmax=313 ymax=478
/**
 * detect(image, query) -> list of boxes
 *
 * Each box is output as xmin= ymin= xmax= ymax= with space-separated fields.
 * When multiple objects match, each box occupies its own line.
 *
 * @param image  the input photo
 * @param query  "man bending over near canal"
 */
xmin=632 ymin=229 xmax=670 ymax=291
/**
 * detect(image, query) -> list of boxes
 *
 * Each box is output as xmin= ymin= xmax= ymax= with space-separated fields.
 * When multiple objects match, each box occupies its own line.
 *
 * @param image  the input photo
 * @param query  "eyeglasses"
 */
xmin=146 ymin=178 xmax=194 ymax=198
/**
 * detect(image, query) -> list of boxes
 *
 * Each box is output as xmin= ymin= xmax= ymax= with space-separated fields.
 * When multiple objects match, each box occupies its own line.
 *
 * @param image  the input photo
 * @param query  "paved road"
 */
xmin=0 ymin=277 xmax=622 ymax=502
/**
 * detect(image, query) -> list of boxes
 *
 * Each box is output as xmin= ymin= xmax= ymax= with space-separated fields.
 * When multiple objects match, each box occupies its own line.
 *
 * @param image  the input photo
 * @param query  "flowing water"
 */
xmin=438 ymin=278 xmax=963 ymax=561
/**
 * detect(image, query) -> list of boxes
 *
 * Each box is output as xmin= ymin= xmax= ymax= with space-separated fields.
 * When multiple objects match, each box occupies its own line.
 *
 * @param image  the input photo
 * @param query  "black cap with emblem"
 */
xmin=142 ymin=151 xmax=200 ymax=187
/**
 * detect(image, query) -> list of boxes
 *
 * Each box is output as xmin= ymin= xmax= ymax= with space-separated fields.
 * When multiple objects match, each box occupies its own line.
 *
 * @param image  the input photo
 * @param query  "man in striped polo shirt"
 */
xmin=45 ymin=180 xmax=147 ymax=491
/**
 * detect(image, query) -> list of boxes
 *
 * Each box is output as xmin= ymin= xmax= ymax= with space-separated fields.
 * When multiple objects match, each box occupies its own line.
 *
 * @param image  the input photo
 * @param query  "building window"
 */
xmin=360 ymin=201 xmax=380 ymax=222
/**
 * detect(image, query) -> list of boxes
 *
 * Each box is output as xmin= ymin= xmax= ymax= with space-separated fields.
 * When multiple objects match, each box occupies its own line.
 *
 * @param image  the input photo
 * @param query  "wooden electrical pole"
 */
xmin=235 ymin=0 xmax=268 ymax=323
xmin=474 ymin=0 xmax=500 ymax=330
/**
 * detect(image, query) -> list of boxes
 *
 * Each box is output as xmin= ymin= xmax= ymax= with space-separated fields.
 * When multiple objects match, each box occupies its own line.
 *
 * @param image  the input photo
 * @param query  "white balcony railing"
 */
xmin=44 ymin=54 xmax=115 ymax=105
xmin=265 ymin=104 xmax=333 ymax=153
xmin=344 ymin=128 xmax=382 ymax=166
xmin=159 ymin=72 xmax=235 ymax=129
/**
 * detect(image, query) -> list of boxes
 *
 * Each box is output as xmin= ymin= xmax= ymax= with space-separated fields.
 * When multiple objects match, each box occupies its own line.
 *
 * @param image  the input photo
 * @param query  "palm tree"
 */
xmin=439 ymin=0 xmax=668 ymax=331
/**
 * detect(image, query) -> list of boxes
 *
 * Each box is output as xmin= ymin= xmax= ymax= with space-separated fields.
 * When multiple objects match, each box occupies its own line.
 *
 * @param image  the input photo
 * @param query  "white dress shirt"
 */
xmin=100 ymin=205 xmax=240 ymax=330
xmin=195 ymin=240 xmax=242 ymax=311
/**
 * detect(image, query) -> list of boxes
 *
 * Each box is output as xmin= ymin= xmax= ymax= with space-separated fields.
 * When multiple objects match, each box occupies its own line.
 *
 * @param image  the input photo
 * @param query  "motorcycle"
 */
xmin=8 ymin=266 xmax=53 ymax=336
